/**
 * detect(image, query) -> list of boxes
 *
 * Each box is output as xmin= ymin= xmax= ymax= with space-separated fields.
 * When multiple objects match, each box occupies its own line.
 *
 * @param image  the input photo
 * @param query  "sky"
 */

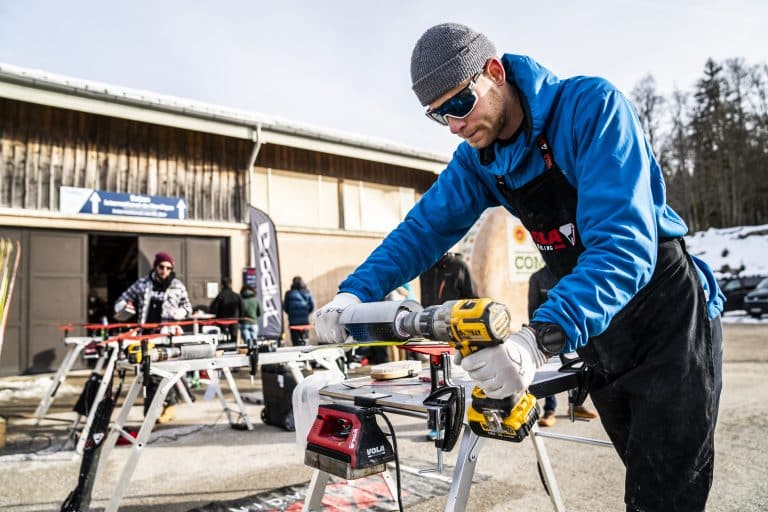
xmin=0 ymin=1 xmax=766 ymax=156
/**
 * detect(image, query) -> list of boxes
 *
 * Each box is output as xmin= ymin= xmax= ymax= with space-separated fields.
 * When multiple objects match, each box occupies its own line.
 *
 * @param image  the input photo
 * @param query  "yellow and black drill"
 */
xmin=338 ymin=298 xmax=540 ymax=442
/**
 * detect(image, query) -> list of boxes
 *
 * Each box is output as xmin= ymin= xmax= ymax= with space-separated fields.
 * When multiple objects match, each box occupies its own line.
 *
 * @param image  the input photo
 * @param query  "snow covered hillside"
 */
xmin=685 ymin=224 xmax=768 ymax=278
xmin=686 ymin=225 xmax=768 ymax=323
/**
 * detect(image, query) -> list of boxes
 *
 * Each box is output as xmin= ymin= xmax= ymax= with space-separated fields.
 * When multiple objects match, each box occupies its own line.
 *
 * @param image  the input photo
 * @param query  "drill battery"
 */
xmin=467 ymin=389 xmax=540 ymax=442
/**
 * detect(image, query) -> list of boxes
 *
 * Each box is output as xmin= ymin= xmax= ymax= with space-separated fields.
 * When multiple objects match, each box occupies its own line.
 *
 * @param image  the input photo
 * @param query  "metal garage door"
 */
xmin=28 ymin=231 xmax=87 ymax=373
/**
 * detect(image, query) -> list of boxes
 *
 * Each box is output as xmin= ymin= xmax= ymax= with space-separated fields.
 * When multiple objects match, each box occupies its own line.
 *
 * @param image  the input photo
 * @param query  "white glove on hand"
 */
xmin=313 ymin=292 xmax=361 ymax=343
xmin=114 ymin=300 xmax=136 ymax=321
xmin=172 ymin=307 xmax=188 ymax=320
xmin=460 ymin=326 xmax=548 ymax=399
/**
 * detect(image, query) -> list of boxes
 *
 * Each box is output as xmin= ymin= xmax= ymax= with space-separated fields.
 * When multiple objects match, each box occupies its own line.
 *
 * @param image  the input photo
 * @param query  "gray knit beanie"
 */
xmin=411 ymin=23 xmax=497 ymax=106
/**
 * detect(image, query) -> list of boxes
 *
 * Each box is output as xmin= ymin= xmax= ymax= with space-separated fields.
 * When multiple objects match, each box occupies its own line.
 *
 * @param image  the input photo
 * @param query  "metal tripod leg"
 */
xmin=96 ymin=369 xmax=144 ymax=480
xmin=530 ymin=425 xmax=566 ymax=512
xmin=34 ymin=339 xmax=90 ymax=420
xmin=444 ymin=427 xmax=484 ymax=512
xmin=381 ymin=469 xmax=398 ymax=502
xmin=74 ymin=346 xmax=119 ymax=456
xmin=220 ymin=367 xmax=254 ymax=430
xmin=303 ymin=469 xmax=330 ymax=512
xmin=104 ymin=367 xmax=184 ymax=512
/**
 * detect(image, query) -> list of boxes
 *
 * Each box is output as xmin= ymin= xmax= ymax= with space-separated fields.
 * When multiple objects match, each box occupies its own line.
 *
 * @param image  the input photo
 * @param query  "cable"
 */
xmin=147 ymin=410 xmax=227 ymax=444
xmin=373 ymin=409 xmax=403 ymax=512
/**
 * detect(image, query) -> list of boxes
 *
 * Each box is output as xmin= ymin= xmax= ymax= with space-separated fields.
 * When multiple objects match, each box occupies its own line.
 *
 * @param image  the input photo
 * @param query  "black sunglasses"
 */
xmin=425 ymin=71 xmax=483 ymax=125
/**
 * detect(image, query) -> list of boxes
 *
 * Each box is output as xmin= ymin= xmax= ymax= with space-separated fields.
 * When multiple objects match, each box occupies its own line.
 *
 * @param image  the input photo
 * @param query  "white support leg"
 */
xmin=303 ymin=469 xmax=331 ymax=512
xmin=221 ymin=367 xmax=253 ymax=430
xmin=444 ymin=428 xmax=484 ymax=512
xmin=34 ymin=340 xmax=88 ymax=420
xmin=104 ymin=368 xmax=185 ymax=512
xmin=529 ymin=426 xmax=566 ymax=512
xmin=381 ymin=469 xmax=398 ymax=502
xmin=74 ymin=346 xmax=119 ymax=456
xmin=96 ymin=370 xmax=143 ymax=480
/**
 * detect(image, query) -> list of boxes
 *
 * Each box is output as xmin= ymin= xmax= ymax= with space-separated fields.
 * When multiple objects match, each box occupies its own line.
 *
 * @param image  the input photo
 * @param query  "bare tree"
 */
xmin=629 ymin=58 xmax=768 ymax=230
xmin=630 ymin=74 xmax=666 ymax=156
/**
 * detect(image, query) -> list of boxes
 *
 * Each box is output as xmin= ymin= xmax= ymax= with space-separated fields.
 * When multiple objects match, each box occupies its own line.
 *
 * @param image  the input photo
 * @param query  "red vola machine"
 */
xmin=304 ymin=403 xmax=395 ymax=480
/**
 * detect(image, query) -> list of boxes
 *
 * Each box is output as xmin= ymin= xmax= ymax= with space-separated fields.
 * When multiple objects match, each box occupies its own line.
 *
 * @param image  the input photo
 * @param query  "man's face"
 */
xmin=155 ymin=262 xmax=173 ymax=278
xmin=428 ymin=71 xmax=504 ymax=149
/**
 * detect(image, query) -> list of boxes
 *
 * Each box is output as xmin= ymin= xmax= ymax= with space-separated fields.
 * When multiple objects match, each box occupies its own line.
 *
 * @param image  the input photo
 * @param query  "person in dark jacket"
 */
xmin=420 ymin=252 xmax=477 ymax=307
xmin=528 ymin=265 xmax=597 ymax=426
xmin=209 ymin=277 xmax=243 ymax=342
xmin=283 ymin=276 xmax=314 ymax=346
xmin=239 ymin=285 xmax=262 ymax=347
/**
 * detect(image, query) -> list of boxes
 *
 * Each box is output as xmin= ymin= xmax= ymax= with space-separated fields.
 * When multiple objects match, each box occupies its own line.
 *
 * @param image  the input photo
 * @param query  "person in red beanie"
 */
xmin=114 ymin=251 xmax=191 ymax=324
xmin=113 ymin=251 xmax=192 ymax=424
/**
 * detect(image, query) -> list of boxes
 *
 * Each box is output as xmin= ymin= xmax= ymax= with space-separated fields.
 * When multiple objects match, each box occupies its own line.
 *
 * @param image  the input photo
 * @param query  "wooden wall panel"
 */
xmin=0 ymin=97 xmax=434 ymax=223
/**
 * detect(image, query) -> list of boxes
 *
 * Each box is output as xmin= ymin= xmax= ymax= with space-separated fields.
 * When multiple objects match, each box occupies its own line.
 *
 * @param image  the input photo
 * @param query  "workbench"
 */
xmin=94 ymin=346 xmax=346 ymax=512
xmin=304 ymin=359 xmax=611 ymax=512
xmin=35 ymin=332 xmax=220 ymax=457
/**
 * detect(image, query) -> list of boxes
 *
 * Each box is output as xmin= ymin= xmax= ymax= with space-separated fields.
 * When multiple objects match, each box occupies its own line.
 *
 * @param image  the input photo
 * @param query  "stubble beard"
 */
xmin=470 ymin=94 xmax=505 ymax=150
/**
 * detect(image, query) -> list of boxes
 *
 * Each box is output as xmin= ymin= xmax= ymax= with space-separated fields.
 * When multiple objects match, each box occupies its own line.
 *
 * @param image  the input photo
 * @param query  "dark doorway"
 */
xmin=88 ymin=234 xmax=138 ymax=323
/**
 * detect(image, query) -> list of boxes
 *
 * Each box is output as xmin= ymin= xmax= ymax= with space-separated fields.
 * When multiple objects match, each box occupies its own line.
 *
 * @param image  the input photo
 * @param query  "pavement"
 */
xmin=0 ymin=322 xmax=767 ymax=511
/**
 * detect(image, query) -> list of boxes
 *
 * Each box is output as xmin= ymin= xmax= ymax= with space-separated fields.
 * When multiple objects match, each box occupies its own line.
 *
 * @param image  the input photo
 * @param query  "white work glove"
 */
xmin=313 ymin=292 xmax=361 ymax=343
xmin=171 ymin=307 xmax=188 ymax=320
xmin=114 ymin=299 xmax=136 ymax=321
xmin=460 ymin=326 xmax=548 ymax=399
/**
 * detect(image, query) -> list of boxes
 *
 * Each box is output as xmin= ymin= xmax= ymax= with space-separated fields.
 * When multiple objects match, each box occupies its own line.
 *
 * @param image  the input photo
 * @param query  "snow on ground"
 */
xmin=720 ymin=310 xmax=768 ymax=324
xmin=0 ymin=376 xmax=79 ymax=402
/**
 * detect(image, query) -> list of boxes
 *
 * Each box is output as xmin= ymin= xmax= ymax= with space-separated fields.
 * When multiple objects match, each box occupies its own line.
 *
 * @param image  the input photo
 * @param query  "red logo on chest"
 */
xmin=529 ymin=224 xmax=577 ymax=251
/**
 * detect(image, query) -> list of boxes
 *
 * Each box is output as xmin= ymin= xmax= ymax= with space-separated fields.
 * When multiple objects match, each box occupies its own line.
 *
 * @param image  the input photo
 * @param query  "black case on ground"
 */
xmin=260 ymin=363 xmax=301 ymax=431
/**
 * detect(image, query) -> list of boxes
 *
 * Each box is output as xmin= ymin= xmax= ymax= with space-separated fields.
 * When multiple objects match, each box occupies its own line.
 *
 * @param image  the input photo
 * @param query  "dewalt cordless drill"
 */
xmin=338 ymin=298 xmax=540 ymax=442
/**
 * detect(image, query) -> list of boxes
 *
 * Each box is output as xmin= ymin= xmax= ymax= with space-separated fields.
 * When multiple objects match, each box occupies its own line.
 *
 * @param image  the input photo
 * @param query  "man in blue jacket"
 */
xmin=315 ymin=23 xmax=723 ymax=511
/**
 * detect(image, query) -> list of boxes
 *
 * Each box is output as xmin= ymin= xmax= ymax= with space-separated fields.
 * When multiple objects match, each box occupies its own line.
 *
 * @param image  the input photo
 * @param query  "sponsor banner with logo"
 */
xmin=506 ymin=220 xmax=544 ymax=282
xmin=248 ymin=206 xmax=283 ymax=340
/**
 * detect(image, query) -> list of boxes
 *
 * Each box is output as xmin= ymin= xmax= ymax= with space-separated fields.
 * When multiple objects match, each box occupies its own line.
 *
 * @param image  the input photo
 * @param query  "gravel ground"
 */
xmin=0 ymin=322 xmax=766 ymax=511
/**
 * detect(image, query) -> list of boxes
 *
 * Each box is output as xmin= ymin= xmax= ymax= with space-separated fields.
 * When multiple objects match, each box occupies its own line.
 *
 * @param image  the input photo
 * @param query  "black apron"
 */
xmin=494 ymin=135 xmax=721 ymax=511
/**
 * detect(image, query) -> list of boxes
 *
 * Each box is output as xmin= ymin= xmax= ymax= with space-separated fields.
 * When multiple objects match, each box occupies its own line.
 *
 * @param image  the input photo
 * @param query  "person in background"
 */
xmin=114 ymin=251 xmax=192 ymax=326
xmin=528 ymin=265 xmax=597 ymax=427
xmin=315 ymin=22 xmax=724 ymax=511
xmin=240 ymin=285 xmax=262 ymax=349
xmin=283 ymin=276 xmax=314 ymax=346
xmin=420 ymin=252 xmax=476 ymax=307
xmin=209 ymin=276 xmax=243 ymax=343
xmin=114 ymin=251 xmax=192 ymax=424
xmin=419 ymin=253 xmax=477 ymax=440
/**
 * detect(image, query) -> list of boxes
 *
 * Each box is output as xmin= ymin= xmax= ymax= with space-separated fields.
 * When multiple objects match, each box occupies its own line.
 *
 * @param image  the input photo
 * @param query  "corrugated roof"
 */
xmin=0 ymin=62 xmax=449 ymax=173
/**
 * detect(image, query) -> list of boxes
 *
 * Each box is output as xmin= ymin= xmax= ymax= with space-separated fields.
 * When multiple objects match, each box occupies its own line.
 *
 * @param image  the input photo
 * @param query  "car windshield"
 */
xmin=757 ymin=278 xmax=768 ymax=290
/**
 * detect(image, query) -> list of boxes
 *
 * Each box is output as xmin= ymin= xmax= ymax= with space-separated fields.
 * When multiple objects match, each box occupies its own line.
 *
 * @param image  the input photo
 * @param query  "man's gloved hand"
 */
xmin=313 ymin=292 xmax=361 ymax=343
xmin=114 ymin=299 xmax=136 ymax=321
xmin=171 ymin=307 xmax=188 ymax=320
xmin=460 ymin=326 xmax=548 ymax=399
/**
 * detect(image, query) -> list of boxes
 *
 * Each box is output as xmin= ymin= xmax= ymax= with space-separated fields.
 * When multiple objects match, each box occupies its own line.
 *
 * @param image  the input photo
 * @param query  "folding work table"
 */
xmin=304 ymin=359 xmax=611 ymax=512
xmin=95 ymin=346 xmax=346 ymax=512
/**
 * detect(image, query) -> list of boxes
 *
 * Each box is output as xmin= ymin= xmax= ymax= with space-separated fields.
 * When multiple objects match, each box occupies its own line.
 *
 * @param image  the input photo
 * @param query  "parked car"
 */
xmin=719 ymin=275 xmax=766 ymax=311
xmin=744 ymin=278 xmax=768 ymax=318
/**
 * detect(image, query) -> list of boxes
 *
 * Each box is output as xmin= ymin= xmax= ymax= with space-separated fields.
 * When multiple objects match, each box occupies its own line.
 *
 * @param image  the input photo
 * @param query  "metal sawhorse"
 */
xmin=95 ymin=346 xmax=346 ymax=512
xmin=305 ymin=360 xmax=612 ymax=512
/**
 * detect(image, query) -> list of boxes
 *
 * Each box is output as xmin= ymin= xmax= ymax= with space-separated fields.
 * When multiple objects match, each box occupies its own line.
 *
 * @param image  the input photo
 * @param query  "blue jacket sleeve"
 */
xmin=532 ymin=88 xmax=658 ymax=351
xmin=339 ymin=150 xmax=497 ymax=302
